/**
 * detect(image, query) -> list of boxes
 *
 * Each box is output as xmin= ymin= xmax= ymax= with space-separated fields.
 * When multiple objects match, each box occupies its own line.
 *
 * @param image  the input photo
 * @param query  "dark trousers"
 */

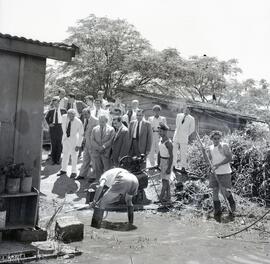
xmin=49 ymin=124 xmax=63 ymax=163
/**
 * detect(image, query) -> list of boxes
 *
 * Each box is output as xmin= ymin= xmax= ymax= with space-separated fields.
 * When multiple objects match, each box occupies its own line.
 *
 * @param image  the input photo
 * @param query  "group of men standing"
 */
xmin=45 ymin=88 xmax=197 ymax=181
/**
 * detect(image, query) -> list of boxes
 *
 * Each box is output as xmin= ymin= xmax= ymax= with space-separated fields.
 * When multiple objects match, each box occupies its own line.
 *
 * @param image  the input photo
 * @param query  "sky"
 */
xmin=0 ymin=0 xmax=269 ymax=81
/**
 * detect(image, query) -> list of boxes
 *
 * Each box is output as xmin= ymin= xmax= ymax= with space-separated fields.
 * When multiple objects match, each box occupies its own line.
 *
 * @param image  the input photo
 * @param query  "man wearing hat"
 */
xmin=45 ymin=96 xmax=67 ymax=165
xmin=157 ymin=123 xmax=173 ymax=203
xmin=148 ymin=105 xmax=167 ymax=166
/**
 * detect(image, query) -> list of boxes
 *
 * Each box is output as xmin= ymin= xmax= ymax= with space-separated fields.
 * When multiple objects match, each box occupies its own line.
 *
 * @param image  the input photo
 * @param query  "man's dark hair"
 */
xmin=113 ymin=116 xmax=122 ymax=122
xmin=210 ymin=130 xmax=222 ymax=139
xmin=85 ymin=95 xmax=94 ymax=101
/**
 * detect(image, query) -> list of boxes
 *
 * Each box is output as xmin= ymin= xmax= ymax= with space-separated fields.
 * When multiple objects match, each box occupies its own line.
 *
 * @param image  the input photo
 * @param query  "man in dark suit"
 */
xmin=45 ymin=96 xmax=67 ymax=165
xmin=129 ymin=109 xmax=152 ymax=159
xmin=111 ymin=116 xmax=130 ymax=167
xmin=66 ymin=93 xmax=87 ymax=117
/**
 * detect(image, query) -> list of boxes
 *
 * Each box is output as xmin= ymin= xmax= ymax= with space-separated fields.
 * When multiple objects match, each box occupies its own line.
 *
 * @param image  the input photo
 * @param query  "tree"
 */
xmin=173 ymin=56 xmax=242 ymax=103
xmin=48 ymin=14 xmax=151 ymax=98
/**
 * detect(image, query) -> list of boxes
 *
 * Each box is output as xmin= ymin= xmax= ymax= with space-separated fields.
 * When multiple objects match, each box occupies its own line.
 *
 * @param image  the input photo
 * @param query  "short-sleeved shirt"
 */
xmin=100 ymin=168 xmax=139 ymax=195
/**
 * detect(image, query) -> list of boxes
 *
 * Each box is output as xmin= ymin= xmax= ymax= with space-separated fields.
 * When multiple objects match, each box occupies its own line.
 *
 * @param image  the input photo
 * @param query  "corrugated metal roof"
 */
xmin=0 ymin=33 xmax=78 ymax=52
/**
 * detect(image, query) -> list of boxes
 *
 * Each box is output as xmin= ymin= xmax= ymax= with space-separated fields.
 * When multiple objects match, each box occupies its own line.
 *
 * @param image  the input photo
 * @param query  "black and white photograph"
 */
xmin=0 ymin=0 xmax=270 ymax=263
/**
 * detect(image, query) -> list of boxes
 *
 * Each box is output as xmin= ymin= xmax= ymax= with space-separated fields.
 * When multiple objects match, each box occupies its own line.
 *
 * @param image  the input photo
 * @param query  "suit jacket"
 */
xmin=111 ymin=125 xmax=130 ymax=164
xmin=173 ymin=113 xmax=195 ymax=143
xmin=61 ymin=115 xmax=84 ymax=147
xmin=91 ymin=124 xmax=115 ymax=158
xmin=84 ymin=115 xmax=99 ymax=146
xmin=45 ymin=108 xmax=67 ymax=125
xmin=129 ymin=119 xmax=153 ymax=155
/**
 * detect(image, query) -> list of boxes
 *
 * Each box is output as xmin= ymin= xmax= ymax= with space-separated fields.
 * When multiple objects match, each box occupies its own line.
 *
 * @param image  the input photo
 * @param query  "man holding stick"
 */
xmin=206 ymin=130 xmax=236 ymax=222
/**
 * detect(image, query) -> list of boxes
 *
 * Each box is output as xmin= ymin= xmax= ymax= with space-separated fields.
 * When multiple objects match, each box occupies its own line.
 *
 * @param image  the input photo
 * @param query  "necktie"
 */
xmin=66 ymin=121 xmax=71 ymax=137
xmin=100 ymin=126 xmax=104 ymax=140
xmin=136 ymin=121 xmax=140 ymax=139
xmin=84 ymin=119 xmax=89 ymax=132
xmin=55 ymin=109 xmax=58 ymax=124
xmin=67 ymin=103 xmax=71 ymax=110
xmin=95 ymin=109 xmax=98 ymax=117
xmin=182 ymin=114 xmax=187 ymax=124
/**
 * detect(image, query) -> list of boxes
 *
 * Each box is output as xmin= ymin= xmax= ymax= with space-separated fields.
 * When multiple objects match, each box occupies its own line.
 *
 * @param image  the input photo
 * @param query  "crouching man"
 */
xmin=207 ymin=130 xmax=236 ymax=222
xmin=90 ymin=167 xmax=139 ymax=228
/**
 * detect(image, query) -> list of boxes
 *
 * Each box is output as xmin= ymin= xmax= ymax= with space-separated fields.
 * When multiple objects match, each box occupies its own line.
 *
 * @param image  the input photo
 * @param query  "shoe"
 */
xmin=75 ymin=175 xmax=85 ymax=180
xmin=227 ymin=194 xmax=236 ymax=213
xmin=91 ymin=208 xmax=104 ymax=229
xmin=57 ymin=170 xmax=66 ymax=176
xmin=213 ymin=201 xmax=222 ymax=222
xmin=70 ymin=173 xmax=77 ymax=179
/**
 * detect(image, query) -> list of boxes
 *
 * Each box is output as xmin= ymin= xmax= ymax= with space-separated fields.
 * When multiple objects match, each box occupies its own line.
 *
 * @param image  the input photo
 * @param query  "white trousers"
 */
xmin=61 ymin=138 xmax=78 ymax=174
xmin=148 ymin=132 xmax=160 ymax=166
xmin=173 ymin=141 xmax=188 ymax=169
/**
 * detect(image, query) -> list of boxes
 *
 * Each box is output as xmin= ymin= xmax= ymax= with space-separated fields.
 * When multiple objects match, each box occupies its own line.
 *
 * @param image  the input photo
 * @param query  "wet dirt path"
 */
xmin=39 ymin=152 xmax=270 ymax=264
xmin=39 ymin=210 xmax=270 ymax=264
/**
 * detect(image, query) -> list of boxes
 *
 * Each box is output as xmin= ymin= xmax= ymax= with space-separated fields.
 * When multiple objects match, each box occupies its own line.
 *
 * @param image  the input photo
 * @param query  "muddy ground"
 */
xmin=38 ymin=150 xmax=270 ymax=264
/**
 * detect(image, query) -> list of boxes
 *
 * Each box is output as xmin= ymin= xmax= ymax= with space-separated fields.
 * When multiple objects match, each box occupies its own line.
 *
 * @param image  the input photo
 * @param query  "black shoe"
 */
xmin=227 ymin=194 xmax=236 ymax=212
xmin=70 ymin=173 xmax=77 ymax=179
xmin=213 ymin=201 xmax=222 ymax=223
xmin=57 ymin=170 xmax=66 ymax=176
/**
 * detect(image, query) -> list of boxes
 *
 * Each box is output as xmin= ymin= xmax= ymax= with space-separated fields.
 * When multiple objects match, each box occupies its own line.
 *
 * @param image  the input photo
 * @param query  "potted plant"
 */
xmin=0 ymin=166 xmax=6 ymax=194
xmin=20 ymin=166 xmax=32 ymax=193
xmin=5 ymin=163 xmax=24 ymax=194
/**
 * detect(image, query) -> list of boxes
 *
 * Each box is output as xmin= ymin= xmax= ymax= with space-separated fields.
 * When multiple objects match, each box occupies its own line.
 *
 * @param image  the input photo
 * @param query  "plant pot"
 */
xmin=20 ymin=176 xmax=32 ymax=193
xmin=6 ymin=178 xmax=21 ymax=194
xmin=0 ymin=175 xmax=6 ymax=194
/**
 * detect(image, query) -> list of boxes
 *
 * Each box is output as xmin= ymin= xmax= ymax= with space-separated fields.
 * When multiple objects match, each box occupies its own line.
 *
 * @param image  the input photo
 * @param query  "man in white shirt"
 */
xmin=148 ymin=105 xmax=167 ymax=166
xmin=57 ymin=109 xmax=84 ymax=178
xmin=173 ymin=105 xmax=195 ymax=172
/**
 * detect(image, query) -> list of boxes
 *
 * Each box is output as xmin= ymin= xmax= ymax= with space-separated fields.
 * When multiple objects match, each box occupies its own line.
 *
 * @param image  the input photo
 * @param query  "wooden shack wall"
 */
xmin=120 ymin=92 xmax=247 ymax=138
xmin=0 ymin=51 xmax=46 ymax=190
